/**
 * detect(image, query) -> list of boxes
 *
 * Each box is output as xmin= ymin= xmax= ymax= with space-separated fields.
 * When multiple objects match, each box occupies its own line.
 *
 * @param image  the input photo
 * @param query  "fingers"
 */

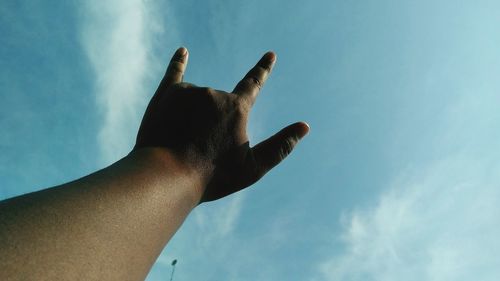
xmin=161 ymin=47 xmax=189 ymax=88
xmin=251 ymin=121 xmax=309 ymax=177
xmin=233 ymin=51 xmax=276 ymax=106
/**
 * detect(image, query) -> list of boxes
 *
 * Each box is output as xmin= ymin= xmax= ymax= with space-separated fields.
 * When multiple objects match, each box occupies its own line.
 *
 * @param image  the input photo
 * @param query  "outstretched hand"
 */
xmin=135 ymin=47 xmax=309 ymax=203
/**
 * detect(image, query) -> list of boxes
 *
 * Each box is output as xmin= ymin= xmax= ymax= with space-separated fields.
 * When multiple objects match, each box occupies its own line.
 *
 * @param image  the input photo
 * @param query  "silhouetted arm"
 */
xmin=0 ymin=148 xmax=202 ymax=280
xmin=0 ymin=48 xmax=309 ymax=281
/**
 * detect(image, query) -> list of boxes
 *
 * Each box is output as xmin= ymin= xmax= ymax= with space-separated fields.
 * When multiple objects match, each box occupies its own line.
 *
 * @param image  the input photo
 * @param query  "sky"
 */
xmin=1 ymin=0 xmax=500 ymax=280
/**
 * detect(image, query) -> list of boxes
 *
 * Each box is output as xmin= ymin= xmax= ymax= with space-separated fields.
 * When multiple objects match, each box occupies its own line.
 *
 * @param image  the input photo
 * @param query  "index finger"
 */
xmin=161 ymin=47 xmax=189 ymax=88
xmin=233 ymin=52 xmax=276 ymax=105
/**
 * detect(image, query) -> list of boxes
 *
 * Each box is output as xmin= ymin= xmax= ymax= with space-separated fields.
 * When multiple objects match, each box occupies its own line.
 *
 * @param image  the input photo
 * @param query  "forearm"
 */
xmin=0 ymin=148 xmax=204 ymax=281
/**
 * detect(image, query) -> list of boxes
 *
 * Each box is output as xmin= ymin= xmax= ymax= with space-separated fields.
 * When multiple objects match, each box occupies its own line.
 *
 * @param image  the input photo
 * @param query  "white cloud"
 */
xmin=316 ymin=90 xmax=500 ymax=281
xmin=80 ymin=0 xmax=164 ymax=164
xmin=206 ymin=194 xmax=245 ymax=237
xmin=187 ymin=194 xmax=245 ymax=252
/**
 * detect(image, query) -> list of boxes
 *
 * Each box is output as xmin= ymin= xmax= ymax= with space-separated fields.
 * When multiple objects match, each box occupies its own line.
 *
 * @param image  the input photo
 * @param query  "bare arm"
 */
xmin=0 ymin=48 xmax=309 ymax=281
xmin=0 ymin=148 xmax=201 ymax=280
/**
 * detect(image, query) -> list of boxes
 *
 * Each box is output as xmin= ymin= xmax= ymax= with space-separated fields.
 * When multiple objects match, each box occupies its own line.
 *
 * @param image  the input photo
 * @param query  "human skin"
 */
xmin=0 ymin=47 xmax=309 ymax=281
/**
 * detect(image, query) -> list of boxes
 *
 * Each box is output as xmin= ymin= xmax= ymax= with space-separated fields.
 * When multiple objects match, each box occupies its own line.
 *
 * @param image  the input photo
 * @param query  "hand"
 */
xmin=135 ymin=47 xmax=309 ymax=203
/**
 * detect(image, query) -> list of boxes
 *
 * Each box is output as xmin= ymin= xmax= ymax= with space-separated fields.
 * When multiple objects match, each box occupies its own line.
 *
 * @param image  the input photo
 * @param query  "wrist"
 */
xmin=127 ymin=147 xmax=207 ymax=207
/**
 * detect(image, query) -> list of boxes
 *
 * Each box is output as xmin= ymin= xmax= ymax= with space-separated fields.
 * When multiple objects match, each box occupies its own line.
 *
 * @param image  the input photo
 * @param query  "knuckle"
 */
xmin=241 ymin=76 xmax=261 ymax=90
xmin=233 ymin=96 xmax=251 ymax=113
xmin=177 ymin=82 xmax=194 ymax=88
xmin=279 ymin=137 xmax=296 ymax=159
xmin=199 ymin=86 xmax=214 ymax=94
xmin=240 ymin=77 xmax=253 ymax=87
xmin=167 ymin=61 xmax=184 ymax=73
xmin=250 ymin=76 xmax=262 ymax=89
xmin=234 ymin=102 xmax=247 ymax=118
xmin=171 ymin=54 xmax=185 ymax=63
xmin=257 ymin=63 xmax=271 ymax=74
xmin=195 ymin=87 xmax=218 ymax=105
xmin=233 ymin=96 xmax=245 ymax=107
xmin=196 ymin=87 xmax=216 ymax=99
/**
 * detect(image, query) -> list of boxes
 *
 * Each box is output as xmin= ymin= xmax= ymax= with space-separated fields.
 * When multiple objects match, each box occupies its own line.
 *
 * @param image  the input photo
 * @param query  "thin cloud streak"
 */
xmin=194 ymin=194 xmax=245 ymax=238
xmin=80 ymin=0 xmax=161 ymax=164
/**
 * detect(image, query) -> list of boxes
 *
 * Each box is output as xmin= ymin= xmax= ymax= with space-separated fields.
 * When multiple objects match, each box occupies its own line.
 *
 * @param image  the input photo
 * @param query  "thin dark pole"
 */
xmin=169 ymin=259 xmax=177 ymax=281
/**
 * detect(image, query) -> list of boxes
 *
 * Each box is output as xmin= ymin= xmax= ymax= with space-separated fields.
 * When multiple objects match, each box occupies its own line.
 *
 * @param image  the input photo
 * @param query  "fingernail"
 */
xmin=177 ymin=47 xmax=188 ymax=56
xmin=297 ymin=122 xmax=310 ymax=139
xmin=265 ymin=51 xmax=276 ymax=63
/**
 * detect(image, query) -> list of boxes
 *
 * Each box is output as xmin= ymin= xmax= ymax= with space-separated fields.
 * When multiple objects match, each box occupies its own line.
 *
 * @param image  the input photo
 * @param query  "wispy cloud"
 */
xmin=80 ymin=0 xmax=163 ymax=164
xmin=195 ymin=194 xmax=245 ymax=238
xmin=315 ymin=90 xmax=500 ymax=281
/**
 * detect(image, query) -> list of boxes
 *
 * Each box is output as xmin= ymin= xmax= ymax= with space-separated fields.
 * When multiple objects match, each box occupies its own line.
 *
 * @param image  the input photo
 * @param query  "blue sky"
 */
xmin=1 ymin=0 xmax=500 ymax=280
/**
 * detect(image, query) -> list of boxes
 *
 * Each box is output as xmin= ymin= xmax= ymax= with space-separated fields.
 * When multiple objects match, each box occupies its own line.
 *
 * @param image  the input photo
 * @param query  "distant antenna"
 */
xmin=169 ymin=259 xmax=177 ymax=281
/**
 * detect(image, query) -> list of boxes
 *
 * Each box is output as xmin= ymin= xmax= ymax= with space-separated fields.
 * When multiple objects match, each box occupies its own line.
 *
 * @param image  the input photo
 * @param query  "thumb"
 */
xmin=252 ymin=122 xmax=309 ymax=176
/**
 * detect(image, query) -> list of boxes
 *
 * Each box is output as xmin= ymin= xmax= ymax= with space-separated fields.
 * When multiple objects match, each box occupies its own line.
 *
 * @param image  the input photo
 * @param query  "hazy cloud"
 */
xmin=316 ymin=90 xmax=500 ymax=281
xmin=80 ymin=0 xmax=163 ymax=164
